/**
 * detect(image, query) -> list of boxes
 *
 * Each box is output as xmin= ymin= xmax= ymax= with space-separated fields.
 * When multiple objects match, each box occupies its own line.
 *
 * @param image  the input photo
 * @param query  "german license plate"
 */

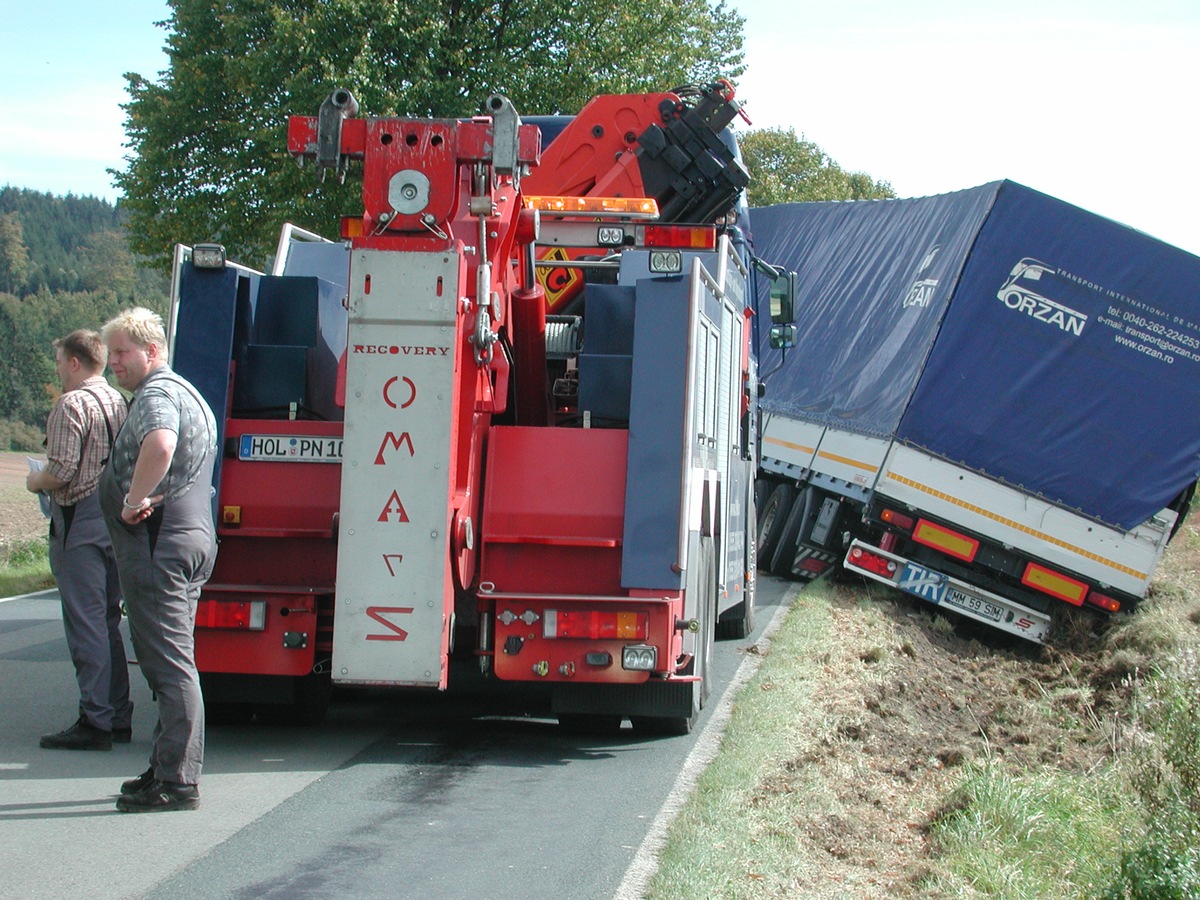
xmin=942 ymin=586 xmax=1004 ymax=623
xmin=238 ymin=434 xmax=343 ymax=463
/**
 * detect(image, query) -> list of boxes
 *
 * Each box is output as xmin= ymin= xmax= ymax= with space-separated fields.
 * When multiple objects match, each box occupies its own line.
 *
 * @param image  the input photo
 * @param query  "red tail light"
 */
xmin=196 ymin=599 xmax=267 ymax=630
xmin=639 ymin=224 xmax=717 ymax=249
xmin=798 ymin=558 xmax=830 ymax=573
xmin=880 ymin=507 xmax=915 ymax=531
xmin=543 ymin=610 xmax=648 ymax=640
xmin=847 ymin=546 xmax=898 ymax=579
xmin=1086 ymin=591 xmax=1122 ymax=613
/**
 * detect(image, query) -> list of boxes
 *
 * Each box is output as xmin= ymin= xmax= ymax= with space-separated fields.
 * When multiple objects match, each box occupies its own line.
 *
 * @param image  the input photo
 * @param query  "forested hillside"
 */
xmin=0 ymin=187 xmax=168 ymax=451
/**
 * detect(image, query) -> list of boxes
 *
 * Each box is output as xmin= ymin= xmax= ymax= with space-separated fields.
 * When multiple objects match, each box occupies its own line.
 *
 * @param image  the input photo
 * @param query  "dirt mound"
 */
xmin=779 ymin=570 xmax=1122 ymax=895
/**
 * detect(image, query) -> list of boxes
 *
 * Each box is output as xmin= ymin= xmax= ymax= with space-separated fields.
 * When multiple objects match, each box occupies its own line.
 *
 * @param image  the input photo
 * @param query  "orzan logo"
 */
xmin=997 ymin=259 xmax=1089 ymax=336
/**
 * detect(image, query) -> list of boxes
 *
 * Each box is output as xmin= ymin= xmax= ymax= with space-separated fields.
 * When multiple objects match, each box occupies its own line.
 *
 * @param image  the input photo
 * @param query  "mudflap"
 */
xmin=551 ymin=679 xmax=696 ymax=721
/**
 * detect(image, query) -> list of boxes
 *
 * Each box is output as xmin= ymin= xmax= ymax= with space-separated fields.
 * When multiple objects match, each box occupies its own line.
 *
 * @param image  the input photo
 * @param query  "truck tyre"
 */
xmin=770 ymin=486 xmax=815 ymax=577
xmin=757 ymin=482 xmax=794 ymax=567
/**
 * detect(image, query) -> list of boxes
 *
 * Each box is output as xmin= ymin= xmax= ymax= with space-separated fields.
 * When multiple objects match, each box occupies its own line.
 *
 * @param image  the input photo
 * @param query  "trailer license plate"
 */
xmin=238 ymin=434 xmax=343 ymax=463
xmin=942 ymin=587 xmax=1003 ymax=623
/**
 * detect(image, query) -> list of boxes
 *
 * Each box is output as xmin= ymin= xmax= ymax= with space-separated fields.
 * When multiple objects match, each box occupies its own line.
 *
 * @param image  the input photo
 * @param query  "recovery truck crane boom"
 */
xmin=169 ymin=83 xmax=791 ymax=733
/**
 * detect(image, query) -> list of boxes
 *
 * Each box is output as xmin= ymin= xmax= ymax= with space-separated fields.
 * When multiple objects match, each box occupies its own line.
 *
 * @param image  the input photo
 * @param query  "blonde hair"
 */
xmin=101 ymin=307 xmax=168 ymax=354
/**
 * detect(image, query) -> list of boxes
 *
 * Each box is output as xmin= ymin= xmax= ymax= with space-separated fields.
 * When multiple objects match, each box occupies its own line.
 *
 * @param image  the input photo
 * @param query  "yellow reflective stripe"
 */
xmin=816 ymin=450 xmax=879 ymax=474
xmin=885 ymin=472 xmax=1147 ymax=580
xmin=763 ymin=435 xmax=816 ymax=455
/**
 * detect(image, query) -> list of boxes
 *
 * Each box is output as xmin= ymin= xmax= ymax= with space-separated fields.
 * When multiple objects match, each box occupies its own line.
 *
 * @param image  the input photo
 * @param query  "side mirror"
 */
xmin=769 ymin=271 xmax=797 ymax=325
xmin=769 ymin=324 xmax=796 ymax=349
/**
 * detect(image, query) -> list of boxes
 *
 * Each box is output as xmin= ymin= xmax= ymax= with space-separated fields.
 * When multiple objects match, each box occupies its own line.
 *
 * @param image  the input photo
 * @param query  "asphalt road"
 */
xmin=0 ymin=576 xmax=795 ymax=899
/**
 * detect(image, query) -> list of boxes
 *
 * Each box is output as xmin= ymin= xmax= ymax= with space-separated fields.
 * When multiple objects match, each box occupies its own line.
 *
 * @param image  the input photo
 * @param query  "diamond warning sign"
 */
xmin=536 ymin=246 xmax=584 ymax=310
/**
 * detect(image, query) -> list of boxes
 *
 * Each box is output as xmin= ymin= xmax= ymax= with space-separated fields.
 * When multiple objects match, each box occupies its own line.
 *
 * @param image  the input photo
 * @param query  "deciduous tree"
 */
xmin=115 ymin=0 xmax=746 ymax=269
xmin=738 ymin=127 xmax=894 ymax=206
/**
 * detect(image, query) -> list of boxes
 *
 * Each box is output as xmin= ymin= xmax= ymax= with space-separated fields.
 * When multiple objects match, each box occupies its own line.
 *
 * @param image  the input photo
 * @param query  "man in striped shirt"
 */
xmin=26 ymin=329 xmax=133 ymax=750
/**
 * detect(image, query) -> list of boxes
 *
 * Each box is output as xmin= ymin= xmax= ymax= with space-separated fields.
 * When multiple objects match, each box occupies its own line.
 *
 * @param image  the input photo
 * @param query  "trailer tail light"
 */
xmin=1086 ymin=591 xmax=1122 ymax=613
xmin=196 ymin=599 xmax=267 ymax=631
xmin=639 ymin=224 xmax=717 ymax=250
xmin=879 ymin=507 xmax=915 ymax=532
xmin=543 ymin=610 xmax=649 ymax=640
xmin=847 ymin=546 xmax=898 ymax=579
xmin=622 ymin=645 xmax=658 ymax=671
xmin=1022 ymin=563 xmax=1087 ymax=606
xmin=912 ymin=519 xmax=979 ymax=562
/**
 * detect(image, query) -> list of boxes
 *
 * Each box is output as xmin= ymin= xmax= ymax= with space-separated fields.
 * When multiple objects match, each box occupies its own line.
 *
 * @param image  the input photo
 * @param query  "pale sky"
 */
xmin=2 ymin=0 xmax=1197 ymax=256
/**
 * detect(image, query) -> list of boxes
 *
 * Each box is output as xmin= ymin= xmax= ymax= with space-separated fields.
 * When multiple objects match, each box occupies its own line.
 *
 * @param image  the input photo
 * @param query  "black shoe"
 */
xmin=39 ymin=716 xmax=112 ymax=751
xmin=113 ymin=727 xmax=132 ymax=744
xmin=120 ymin=767 xmax=155 ymax=796
xmin=115 ymin=779 xmax=200 ymax=813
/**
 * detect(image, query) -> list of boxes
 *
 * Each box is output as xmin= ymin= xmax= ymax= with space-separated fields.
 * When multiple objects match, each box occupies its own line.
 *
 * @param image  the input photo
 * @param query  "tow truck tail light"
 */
xmin=1021 ymin=562 xmax=1088 ymax=606
xmin=880 ymin=507 xmax=915 ymax=532
xmin=1087 ymin=591 xmax=1122 ymax=613
xmin=196 ymin=599 xmax=267 ymax=631
xmin=847 ymin=546 xmax=898 ymax=579
xmin=543 ymin=610 xmax=648 ymax=640
xmin=913 ymin=519 xmax=979 ymax=562
xmin=638 ymin=224 xmax=717 ymax=250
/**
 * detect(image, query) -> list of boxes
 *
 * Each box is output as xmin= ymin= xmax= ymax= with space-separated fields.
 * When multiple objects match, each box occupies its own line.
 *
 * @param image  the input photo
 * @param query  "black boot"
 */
xmin=39 ymin=716 xmax=113 ymax=751
xmin=116 ymin=779 xmax=200 ymax=813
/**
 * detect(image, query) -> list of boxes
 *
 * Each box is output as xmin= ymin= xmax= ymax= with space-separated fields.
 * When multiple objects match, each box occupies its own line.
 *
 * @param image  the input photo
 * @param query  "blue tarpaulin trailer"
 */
xmin=749 ymin=182 xmax=1200 ymax=641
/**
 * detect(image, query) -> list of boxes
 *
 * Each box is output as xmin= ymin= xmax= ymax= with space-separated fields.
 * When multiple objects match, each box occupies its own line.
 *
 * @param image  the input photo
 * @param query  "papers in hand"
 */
xmin=26 ymin=458 xmax=51 ymax=518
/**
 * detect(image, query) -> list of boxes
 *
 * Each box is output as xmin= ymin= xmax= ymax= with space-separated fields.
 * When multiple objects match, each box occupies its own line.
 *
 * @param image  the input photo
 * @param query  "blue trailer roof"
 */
xmin=750 ymin=182 xmax=1200 ymax=530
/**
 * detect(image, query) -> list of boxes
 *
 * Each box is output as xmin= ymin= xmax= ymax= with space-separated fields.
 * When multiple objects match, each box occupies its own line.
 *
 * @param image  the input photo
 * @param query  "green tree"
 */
xmin=115 ymin=0 xmax=746 ymax=270
xmin=0 ymin=213 xmax=31 ymax=295
xmin=737 ymin=127 xmax=895 ymax=206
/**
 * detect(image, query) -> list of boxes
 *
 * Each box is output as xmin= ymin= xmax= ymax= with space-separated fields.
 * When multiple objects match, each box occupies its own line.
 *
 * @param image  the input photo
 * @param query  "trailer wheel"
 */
xmin=757 ymin=482 xmax=794 ymax=567
xmin=770 ymin=486 xmax=816 ymax=576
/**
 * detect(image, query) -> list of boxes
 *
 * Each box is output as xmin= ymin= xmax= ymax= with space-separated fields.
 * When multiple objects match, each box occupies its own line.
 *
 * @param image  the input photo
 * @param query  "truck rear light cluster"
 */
xmin=196 ymin=599 xmax=267 ymax=631
xmin=879 ymin=507 xmax=915 ymax=531
xmin=847 ymin=546 xmax=898 ymax=578
xmin=912 ymin=519 xmax=979 ymax=562
xmin=639 ymin=224 xmax=717 ymax=250
xmin=1086 ymin=591 xmax=1122 ymax=613
xmin=543 ymin=610 xmax=648 ymax=640
xmin=622 ymin=645 xmax=658 ymax=671
xmin=1021 ymin=562 xmax=1087 ymax=606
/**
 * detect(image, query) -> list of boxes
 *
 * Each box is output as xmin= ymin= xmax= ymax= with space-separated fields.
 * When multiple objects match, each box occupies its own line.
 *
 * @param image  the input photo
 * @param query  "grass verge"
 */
xmin=0 ymin=536 xmax=53 ymax=598
xmin=647 ymin=580 xmax=838 ymax=898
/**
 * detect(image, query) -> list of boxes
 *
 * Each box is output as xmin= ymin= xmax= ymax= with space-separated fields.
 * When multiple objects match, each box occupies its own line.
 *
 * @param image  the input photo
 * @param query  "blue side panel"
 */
xmin=622 ymin=278 xmax=689 ymax=591
xmin=173 ymin=265 xmax=240 ymax=514
xmin=896 ymin=182 xmax=1200 ymax=529
xmin=748 ymin=185 xmax=1000 ymax=436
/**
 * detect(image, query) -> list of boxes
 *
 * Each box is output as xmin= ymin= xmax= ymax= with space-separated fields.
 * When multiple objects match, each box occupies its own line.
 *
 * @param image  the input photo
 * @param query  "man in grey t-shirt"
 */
xmin=99 ymin=307 xmax=217 ymax=813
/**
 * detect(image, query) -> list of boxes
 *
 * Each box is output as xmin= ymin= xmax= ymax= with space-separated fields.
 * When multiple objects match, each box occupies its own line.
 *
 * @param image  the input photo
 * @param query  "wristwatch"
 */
xmin=123 ymin=495 xmax=147 ymax=511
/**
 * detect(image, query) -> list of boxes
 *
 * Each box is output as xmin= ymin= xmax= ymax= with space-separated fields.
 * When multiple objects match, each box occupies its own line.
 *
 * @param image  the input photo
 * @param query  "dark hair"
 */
xmin=53 ymin=329 xmax=106 ymax=371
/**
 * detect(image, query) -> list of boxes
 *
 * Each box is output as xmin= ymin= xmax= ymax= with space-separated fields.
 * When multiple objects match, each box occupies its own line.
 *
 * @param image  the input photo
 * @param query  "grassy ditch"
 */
xmin=0 ymin=536 xmax=53 ymax=599
xmin=648 ymin=515 xmax=1200 ymax=899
